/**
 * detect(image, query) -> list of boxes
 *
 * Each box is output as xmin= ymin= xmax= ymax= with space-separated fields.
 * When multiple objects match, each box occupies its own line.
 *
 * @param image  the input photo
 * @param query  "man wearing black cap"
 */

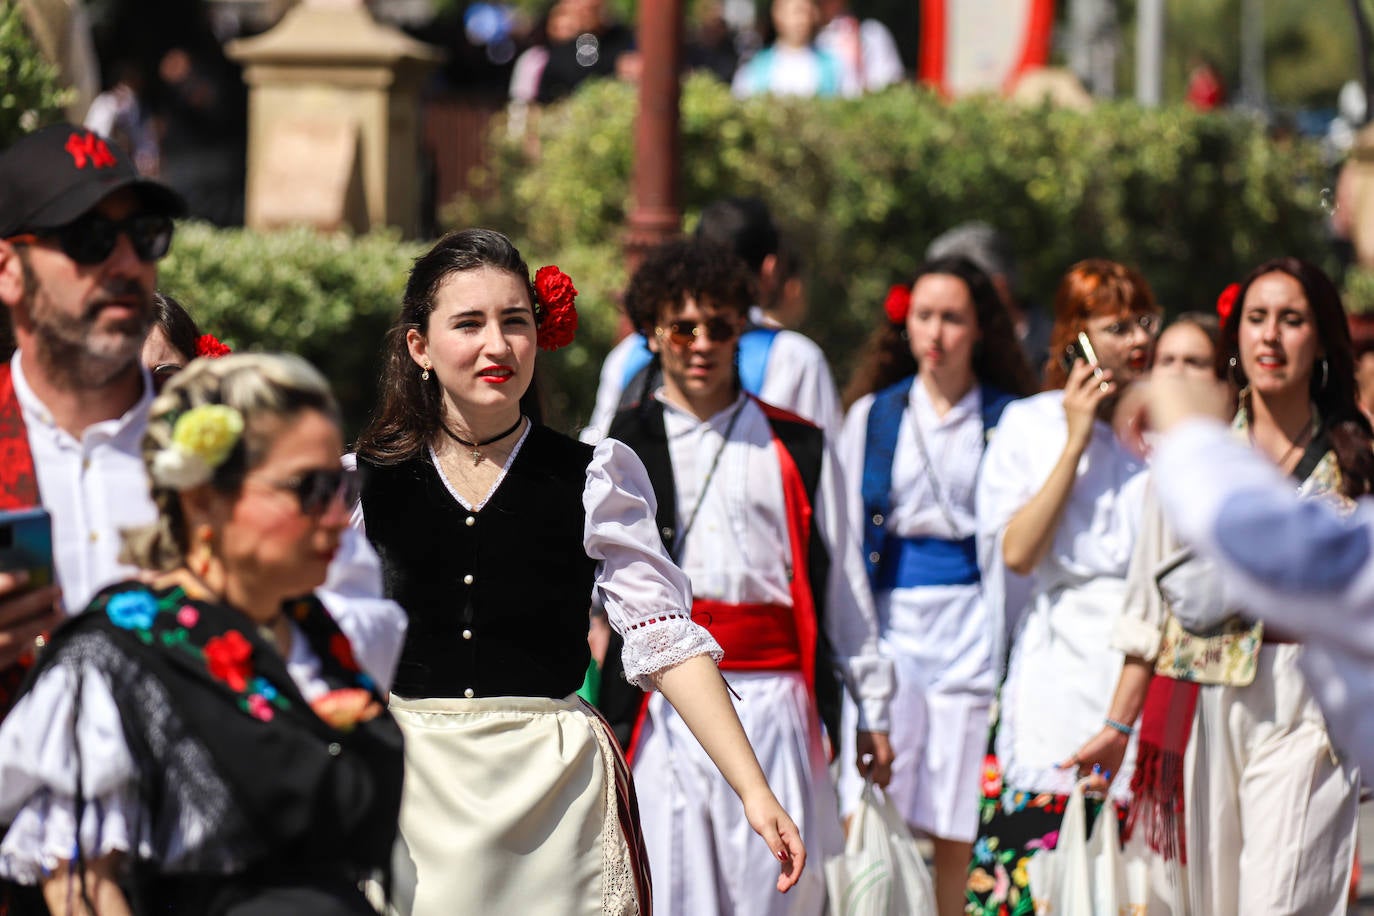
xmin=0 ymin=123 xmax=183 ymax=699
xmin=0 ymin=125 xmax=405 ymax=718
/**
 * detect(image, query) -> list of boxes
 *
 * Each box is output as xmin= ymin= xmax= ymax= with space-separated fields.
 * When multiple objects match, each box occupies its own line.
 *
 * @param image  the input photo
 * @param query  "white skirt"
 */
xmin=388 ymin=694 xmax=646 ymax=916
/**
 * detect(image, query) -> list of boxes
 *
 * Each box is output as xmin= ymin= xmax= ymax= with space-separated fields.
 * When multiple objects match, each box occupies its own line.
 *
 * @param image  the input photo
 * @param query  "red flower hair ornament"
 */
xmin=883 ymin=283 xmax=912 ymax=326
xmin=1216 ymin=282 xmax=1240 ymax=328
xmin=534 ymin=265 xmax=578 ymax=351
xmin=196 ymin=334 xmax=232 ymax=358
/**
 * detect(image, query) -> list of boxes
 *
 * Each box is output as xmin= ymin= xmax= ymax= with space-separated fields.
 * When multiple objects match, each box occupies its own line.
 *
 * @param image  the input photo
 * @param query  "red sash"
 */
xmin=0 ymin=363 xmax=40 ymax=717
xmin=627 ymin=401 xmax=820 ymax=762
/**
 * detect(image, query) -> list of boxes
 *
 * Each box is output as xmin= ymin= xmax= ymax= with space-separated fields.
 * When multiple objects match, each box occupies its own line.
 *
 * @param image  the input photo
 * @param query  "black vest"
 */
xmin=358 ymin=425 xmax=597 ymax=700
xmin=602 ymin=399 xmax=841 ymax=745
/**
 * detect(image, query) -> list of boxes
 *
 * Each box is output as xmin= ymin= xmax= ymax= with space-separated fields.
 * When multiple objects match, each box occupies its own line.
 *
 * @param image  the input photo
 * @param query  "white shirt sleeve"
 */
xmin=758 ymin=330 xmax=842 ymax=436
xmin=320 ymin=461 xmax=407 ymax=694
xmin=1110 ymin=481 xmax=1171 ymax=661
xmin=583 ymin=438 xmax=724 ymax=688
xmin=813 ymin=439 xmax=894 ymax=731
xmin=859 ymin=19 xmax=905 ymax=89
xmin=1153 ymin=417 xmax=1374 ymax=775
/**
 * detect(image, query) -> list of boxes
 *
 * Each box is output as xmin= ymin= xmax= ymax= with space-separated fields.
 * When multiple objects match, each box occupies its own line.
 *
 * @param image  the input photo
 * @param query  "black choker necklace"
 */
xmin=442 ymin=416 xmax=524 ymax=464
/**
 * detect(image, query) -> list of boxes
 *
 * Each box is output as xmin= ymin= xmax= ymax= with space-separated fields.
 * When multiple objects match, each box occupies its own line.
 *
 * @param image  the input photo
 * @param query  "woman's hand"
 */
xmin=1060 ymin=727 xmax=1129 ymax=795
xmin=855 ymin=730 xmax=895 ymax=788
xmin=742 ymin=789 xmax=807 ymax=893
xmin=310 ymin=688 xmax=382 ymax=731
xmin=1062 ymin=358 xmax=1115 ymax=448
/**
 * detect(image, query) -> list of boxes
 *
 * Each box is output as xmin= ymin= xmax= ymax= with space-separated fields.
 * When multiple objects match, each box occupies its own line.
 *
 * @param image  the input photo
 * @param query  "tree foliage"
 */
xmin=0 ymin=4 xmax=73 ymax=148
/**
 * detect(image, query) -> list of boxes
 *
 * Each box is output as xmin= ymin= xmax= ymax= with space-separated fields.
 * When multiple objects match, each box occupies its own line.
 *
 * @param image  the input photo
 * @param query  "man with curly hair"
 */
xmin=603 ymin=236 xmax=894 ymax=916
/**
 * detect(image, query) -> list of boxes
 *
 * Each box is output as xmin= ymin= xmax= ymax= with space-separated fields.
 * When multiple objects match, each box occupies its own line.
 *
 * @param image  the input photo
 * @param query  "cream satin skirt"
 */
xmin=387 ymin=694 xmax=645 ymax=916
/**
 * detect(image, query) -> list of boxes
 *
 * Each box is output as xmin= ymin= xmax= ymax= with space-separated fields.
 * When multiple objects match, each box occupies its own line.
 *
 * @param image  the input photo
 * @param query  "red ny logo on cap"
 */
xmin=64 ymin=132 xmax=116 ymax=170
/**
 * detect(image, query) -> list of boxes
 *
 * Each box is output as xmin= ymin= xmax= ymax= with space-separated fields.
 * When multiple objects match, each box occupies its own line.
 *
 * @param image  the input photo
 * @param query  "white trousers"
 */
xmin=1186 ymin=644 xmax=1359 ymax=916
xmin=633 ymin=670 xmax=841 ymax=916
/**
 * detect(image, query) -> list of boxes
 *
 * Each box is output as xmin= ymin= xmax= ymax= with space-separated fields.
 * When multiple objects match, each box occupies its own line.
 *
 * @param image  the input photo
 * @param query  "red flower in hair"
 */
xmin=534 ymin=265 xmax=578 ymax=351
xmin=883 ymin=284 xmax=911 ymax=325
xmin=205 ymin=630 xmax=253 ymax=693
xmin=196 ymin=334 xmax=232 ymax=358
xmin=1216 ymin=283 xmax=1240 ymax=327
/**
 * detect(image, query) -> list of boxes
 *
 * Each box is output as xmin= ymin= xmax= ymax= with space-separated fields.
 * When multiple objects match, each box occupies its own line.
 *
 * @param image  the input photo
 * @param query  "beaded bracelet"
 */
xmin=1104 ymin=717 xmax=1135 ymax=736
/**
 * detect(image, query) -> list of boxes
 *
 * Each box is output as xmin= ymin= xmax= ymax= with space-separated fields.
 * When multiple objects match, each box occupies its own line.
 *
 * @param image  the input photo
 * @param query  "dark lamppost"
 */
xmin=624 ymin=0 xmax=684 ymax=270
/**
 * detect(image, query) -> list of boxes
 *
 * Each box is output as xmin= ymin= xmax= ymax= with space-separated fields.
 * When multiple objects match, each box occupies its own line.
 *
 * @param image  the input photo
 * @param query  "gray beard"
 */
xmin=29 ymin=307 xmax=149 ymax=391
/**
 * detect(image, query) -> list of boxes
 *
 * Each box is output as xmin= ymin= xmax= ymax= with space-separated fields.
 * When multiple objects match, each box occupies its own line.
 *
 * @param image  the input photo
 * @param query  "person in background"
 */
xmin=609 ymin=236 xmax=892 ymax=916
xmin=83 ymin=59 xmax=160 ymax=177
xmin=838 ymin=257 xmax=1036 ymax=916
xmin=925 ymin=221 xmax=1051 ymax=378
xmin=0 ymin=353 xmax=404 ymax=915
xmin=815 ymin=0 xmax=903 ymax=94
xmin=142 ymin=292 xmax=231 ymax=392
xmin=968 ymin=259 xmax=1158 ymax=915
xmin=1077 ymin=263 xmax=1365 ymax=916
xmin=353 ymin=228 xmax=806 ymax=916
xmin=685 ymin=0 xmax=740 ymax=84
xmin=732 ymin=0 xmax=848 ymax=99
xmin=583 ymin=197 xmax=842 ymax=442
xmin=535 ymin=0 xmax=637 ymax=103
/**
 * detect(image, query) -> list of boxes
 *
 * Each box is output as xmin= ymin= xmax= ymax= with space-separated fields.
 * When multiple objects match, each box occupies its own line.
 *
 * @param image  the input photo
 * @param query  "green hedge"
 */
xmin=457 ymin=75 xmax=1332 ymax=410
xmin=0 ymin=5 xmax=71 ymax=147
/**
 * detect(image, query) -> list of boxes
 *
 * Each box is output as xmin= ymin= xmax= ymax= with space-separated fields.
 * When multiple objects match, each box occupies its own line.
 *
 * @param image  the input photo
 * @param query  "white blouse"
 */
xmin=349 ymin=427 xmax=724 ymax=691
xmin=659 ymin=393 xmax=893 ymax=731
xmin=0 ymin=622 xmax=330 ymax=883
xmin=976 ymin=391 xmax=1149 ymax=800
xmin=839 ymin=381 xmax=996 ymax=695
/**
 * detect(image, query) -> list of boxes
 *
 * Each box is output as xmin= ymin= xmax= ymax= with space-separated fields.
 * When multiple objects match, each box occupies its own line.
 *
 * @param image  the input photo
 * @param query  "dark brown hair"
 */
xmin=355 ymin=229 xmax=544 ymax=465
xmin=843 ymin=256 xmax=1037 ymax=407
xmin=1042 ymin=259 xmax=1159 ymax=390
xmin=623 ymin=237 xmax=754 ymax=334
xmin=1224 ymin=257 xmax=1374 ymax=498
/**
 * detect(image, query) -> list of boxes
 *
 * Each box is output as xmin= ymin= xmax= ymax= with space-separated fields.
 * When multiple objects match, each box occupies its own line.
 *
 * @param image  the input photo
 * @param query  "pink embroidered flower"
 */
xmin=247 ymin=693 xmax=275 ymax=722
xmin=176 ymin=605 xmax=199 ymax=628
xmin=980 ymin=753 xmax=1003 ymax=798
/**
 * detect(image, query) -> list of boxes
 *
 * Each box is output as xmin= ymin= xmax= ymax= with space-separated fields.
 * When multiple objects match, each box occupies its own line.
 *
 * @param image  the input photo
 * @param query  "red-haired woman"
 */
xmin=838 ymin=257 xmax=1035 ymax=916
xmin=1071 ymin=259 xmax=1368 ymax=915
xmin=967 ymin=259 xmax=1159 ymax=914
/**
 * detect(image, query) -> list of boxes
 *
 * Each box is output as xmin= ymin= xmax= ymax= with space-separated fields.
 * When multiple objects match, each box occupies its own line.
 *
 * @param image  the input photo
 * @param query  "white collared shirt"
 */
xmin=11 ymin=351 xmax=155 ymax=613
xmin=658 ymin=391 xmax=893 ymax=730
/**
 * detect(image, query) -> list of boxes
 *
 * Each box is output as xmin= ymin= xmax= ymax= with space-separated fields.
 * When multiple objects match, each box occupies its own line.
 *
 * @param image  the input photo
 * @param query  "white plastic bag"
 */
xmin=825 ymin=780 xmax=937 ymax=916
xmin=1023 ymin=779 xmax=1151 ymax=916
xmin=1023 ymin=779 xmax=1092 ymax=915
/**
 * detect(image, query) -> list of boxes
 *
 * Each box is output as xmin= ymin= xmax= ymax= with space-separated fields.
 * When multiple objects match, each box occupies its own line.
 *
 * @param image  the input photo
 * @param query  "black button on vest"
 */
xmin=359 ymin=425 xmax=596 ymax=699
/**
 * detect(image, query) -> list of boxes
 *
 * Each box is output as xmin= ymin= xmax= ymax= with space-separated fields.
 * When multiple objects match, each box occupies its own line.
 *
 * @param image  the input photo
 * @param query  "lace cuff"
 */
xmin=618 ymin=613 xmax=724 ymax=690
xmin=0 ymin=788 xmax=148 ymax=884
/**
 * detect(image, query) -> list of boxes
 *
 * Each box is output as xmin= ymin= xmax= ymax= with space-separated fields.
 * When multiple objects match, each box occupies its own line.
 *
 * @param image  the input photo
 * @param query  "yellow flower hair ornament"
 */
xmin=151 ymin=404 xmax=245 ymax=490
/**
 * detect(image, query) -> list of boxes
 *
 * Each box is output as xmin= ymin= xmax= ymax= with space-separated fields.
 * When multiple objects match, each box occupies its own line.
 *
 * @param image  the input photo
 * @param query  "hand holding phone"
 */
xmin=0 ymin=508 xmax=61 ymax=670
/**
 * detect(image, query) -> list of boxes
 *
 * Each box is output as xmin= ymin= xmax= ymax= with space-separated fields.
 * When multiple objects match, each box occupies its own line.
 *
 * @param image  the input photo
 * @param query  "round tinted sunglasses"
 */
xmin=654 ymin=317 xmax=740 ymax=347
xmin=260 ymin=467 xmax=359 ymax=516
xmin=7 ymin=212 xmax=174 ymax=265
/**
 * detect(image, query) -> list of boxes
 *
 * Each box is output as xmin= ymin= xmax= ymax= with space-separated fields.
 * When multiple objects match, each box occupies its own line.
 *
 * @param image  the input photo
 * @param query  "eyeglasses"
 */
xmin=7 ymin=212 xmax=174 ymax=265
xmin=1097 ymin=313 xmax=1161 ymax=338
xmin=260 ymin=467 xmax=359 ymax=516
xmin=654 ymin=317 xmax=740 ymax=347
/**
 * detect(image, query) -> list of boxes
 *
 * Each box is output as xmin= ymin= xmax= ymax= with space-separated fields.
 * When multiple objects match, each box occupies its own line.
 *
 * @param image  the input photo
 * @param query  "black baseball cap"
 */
xmin=0 ymin=123 xmax=186 ymax=238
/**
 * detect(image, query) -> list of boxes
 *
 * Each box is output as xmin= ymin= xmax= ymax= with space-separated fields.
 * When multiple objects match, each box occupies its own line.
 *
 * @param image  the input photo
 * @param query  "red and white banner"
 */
xmin=918 ymin=0 xmax=1055 ymax=97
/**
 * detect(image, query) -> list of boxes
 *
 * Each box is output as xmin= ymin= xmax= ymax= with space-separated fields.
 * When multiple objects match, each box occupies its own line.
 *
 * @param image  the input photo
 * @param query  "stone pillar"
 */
xmin=227 ymin=0 xmax=439 ymax=235
xmin=624 ymin=0 xmax=684 ymax=270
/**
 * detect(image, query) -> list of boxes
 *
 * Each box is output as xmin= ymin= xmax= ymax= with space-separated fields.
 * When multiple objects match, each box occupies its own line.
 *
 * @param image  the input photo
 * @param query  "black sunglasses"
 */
xmin=655 ymin=317 xmax=740 ymax=347
xmin=264 ymin=467 xmax=359 ymax=516
xmin=10 ymin=212 xmax=174 ymax=265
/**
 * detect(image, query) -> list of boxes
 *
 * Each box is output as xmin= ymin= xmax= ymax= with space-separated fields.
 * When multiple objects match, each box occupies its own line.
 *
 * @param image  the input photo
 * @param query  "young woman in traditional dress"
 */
xmin=0 ymin=353 xmax=404 ymax=915
xmin=967 ymin=259 xmax=1159 ymax=915
xmin=1071 ymin=260 xmax=1369 ymax=915
xmin=837 ymin=257 xmax=1035 ymax=916
xmin=352 ymin=228 xmax=806 ymax=916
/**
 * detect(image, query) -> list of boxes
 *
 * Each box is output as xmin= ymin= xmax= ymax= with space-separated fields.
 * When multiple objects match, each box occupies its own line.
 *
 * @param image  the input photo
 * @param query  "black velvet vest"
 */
xmin=358 ymin=424 xmax=597 ymax=700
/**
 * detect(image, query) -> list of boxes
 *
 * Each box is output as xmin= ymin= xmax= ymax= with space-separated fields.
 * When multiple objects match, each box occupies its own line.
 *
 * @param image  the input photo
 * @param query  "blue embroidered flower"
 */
xmin=106 ymin=591 xmax=158 ymax=631
xmin=251 ymin=677 xmax=278 ymax=701
xmin=356 ymin=672 xmax=375 ymax=693
xmin=973 ymin=837 xmax=994 ymax=865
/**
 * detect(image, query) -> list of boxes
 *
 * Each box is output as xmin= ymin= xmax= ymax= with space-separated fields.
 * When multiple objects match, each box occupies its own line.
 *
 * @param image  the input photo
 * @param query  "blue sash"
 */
xmin=618 ymin=334 xmax=656 ymax=392
xmin=860 ymin=377 xmax=1017 ymax=590
xmin=876 ymin=535 xmax=980 ymax=589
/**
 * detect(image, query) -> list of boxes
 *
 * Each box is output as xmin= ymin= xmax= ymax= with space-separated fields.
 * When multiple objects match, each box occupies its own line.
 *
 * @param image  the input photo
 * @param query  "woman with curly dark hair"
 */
xmin=836 ymin=257 xmax=1034 ymax=916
